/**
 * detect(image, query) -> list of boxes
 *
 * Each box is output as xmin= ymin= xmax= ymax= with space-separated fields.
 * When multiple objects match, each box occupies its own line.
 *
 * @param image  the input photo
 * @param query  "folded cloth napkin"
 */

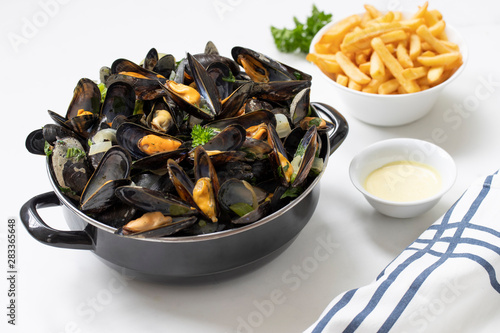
xmin=305 ymin=171 xmax=500 ymax=333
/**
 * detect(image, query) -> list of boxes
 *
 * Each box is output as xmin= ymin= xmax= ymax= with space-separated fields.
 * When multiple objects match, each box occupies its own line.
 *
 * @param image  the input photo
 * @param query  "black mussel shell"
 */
xmin=115 ymin=186 xmax=198 ymax=217
xmin=80 ymin=146 xmax=132 ymax=213
xmin=66 ymin=78 xmax=101 ymax=119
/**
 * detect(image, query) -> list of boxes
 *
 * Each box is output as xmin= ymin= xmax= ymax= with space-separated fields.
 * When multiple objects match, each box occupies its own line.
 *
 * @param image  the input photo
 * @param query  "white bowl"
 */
xmin=349 ymin=138 xmax=456 ymax=218
xmin=309 ymin=16 xmax=468 ymax=127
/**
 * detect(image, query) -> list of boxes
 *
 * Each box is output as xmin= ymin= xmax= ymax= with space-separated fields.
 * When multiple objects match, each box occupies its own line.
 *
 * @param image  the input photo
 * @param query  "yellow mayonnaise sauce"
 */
xmin=364 ymin=161 xmax=442 ymax=202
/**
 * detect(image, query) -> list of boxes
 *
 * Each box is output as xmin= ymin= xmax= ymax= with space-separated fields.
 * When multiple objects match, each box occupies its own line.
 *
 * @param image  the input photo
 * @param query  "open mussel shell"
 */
xmin=115 ymin=186 xmax=198 ymax=217
xmin=50 ymin=137 xmax=92 ymax=200
xmin=201 ymin=124 xmax=246 ymax=153
xmin=160 ymin=80 xmax=215 ymax=121
xmin=111 ymin=58 xmax=165 ymax=80
xmin=240 ymin=137 xmax=273 ymax=160
xmin=153 ymin=54 xmax=176 ymax=79
xmin=289 ymin=88 xmax=311 ymax=126
xmin=289 ymin=125 xmax=319 ymax=188
xmin=132 ymin=148 xmax=188 ymax=172
xmin=251 ymin=80 xmax=311 ymax=102
xmin=218 ymin=81 xmax=255 ymax=119
xmin=25 ymin=128 xmax=46 ymax=155
xmin=107 ymin=58 xmax=167 ymax=101
xmin=48 ymin=110 xmax=98 ymax=139
xmin=218 ymin=178 xmax=270 ymax=225
xmin=99 ymin=82 xmax=136 ymax=128
xmin=189 ymin=53 xmax=240 ymax=78
xmin=193 ymin=146 xmax=220 ymax=196
xmin=266 ymin=123 xmax=290 ymax=186
xmin=116 ymin=122 xmax=183 ymax=160
xmin=206 ymin=110 xmax=276 ymax=132
xmin=66 ymin=78 xmax=101 ymax=119
xmin=43 ymin=123 xmax=84 ymax=144
xmin=131 ymin=171 xmax=175 ymax=195
xmin=206 ymin=61 xmax=234 ymax=100
xmin=145 ymin=99 xmax=177 ymax=134
xmin=116 ymin=215 xmax=198 ymax=238
xmin=187 ymin=53 xmax=221 ymax=116
xmin=167 ymin=159 xmax=196 ymax=206
xmin=231 ymin=46 xmax=312 ymax=82
xmin=80 ymin=146 xmax=132 ymax=213
xmin=143 ymin=48 xmax=159 ymax=71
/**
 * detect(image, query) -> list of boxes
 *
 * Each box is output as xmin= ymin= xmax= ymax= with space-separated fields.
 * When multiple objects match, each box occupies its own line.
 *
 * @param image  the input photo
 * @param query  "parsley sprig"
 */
xmin=191 ymin=124 xmax=217 ymax=148
xmin=270 ymin=5 xmax=332 ymax=54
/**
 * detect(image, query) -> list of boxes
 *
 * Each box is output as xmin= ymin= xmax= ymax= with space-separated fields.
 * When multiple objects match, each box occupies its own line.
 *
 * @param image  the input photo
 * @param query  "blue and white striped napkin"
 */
xmin=305 ymin=171 xmax=500 ymax=333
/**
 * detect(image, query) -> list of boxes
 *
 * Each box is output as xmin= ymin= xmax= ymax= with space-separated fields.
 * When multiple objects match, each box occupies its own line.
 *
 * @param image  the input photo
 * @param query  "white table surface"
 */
xmin=2 ymin=0 xmax=500 ymax=332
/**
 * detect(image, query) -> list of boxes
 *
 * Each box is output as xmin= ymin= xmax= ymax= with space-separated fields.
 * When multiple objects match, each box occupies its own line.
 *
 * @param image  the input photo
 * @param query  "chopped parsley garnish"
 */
xmin=44 ymin=141 xmax=53 ymax=157
xmin=270 ymin=5 xmax=332 ymax=54
xmin=222 ymin=70 xmax=236 ymax=83
xmin=280 ymin=186 xmax=304 ymax=200
xmin=191 ymin=124 xmax=217 ymax=148
xmin=229 ymin=202 xmax=254 ymax=217
xmin=98 ymin=82 xmax=108 ymax=103
xmin=308 ymin=117 xmax=322 ymax=127
xmin=66 ymin=147 xmax=86 ymax=160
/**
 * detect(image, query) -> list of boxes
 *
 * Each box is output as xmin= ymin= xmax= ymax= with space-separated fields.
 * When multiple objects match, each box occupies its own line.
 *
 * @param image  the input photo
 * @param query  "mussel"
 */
xmin=25 ymin=43 xmax=335 ymax=239
xmin=79 ymin=146 xmax=132 ymax=213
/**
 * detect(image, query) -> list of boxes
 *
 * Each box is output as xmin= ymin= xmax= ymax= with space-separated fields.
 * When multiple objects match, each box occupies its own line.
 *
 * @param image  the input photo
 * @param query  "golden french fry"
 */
xmin=370 ymin=51 xmax=385 ymax=80
xmin=443 ymin=56 xmax=463 ymax=70
xmin=412 ymin=1 xmax=429 ymax=19
xmin=341 ymin=22 xmax=409 ymax=53
xmin=364 ymin=4 xmax=382 ymax=18
xmin=371 ymin=37 xmax=420 ymax=93
xmin=366 ymin=11 xmax=395 ymax=26
xmin=429 ymin=9 xmax=443 ymax=21
xmin=417 ymin=52 xmax=461 ymax=66
xmin=335 ymin=51 xmax=371 ymax=84
xmin=356 ymin=52 xmax=368 ymax=65
xmin=416 ymin=24 xmax=453 ymax=54
xmin=397 ymin=43 xmax=414 ymax=68
xmin=423 ymin=5 xmax=440 ymax=26
xmin=399 ymin=18 xmax=426 ymax=32
xmin=359 ymin=62 xmax=371 ymax=74
xmin=429 ymin=20 xmax=446 ymax=37
xmin=362 ymin=71 xmax=392 ymax=93
xmin=441 ymin=40 xmax=459 ymax=51
xmin=319 ymin=14 xmax=362 ymax=44
xmin=385 ymin=44 xmax=395 ymax=53
xmin=379 ymin=30 xmax=408 ymax=44
xmin=336 ymin=74 xmax=349 ymax=86
xmin=348 ymin=79 xmax=363 ymax=91
xmin=393 ymin=11 xmax=403 ymax=21
xmin=402 ymin=66 xmax=427 ymax=80
xmin=360 ymin=11 xmax=371 ymax=28
xmin=427 ymin=66 xmax=444 ymax=84
xmin=378 ymin=78 xmax=400 ymax=94
xmin=409 ymin=34 xmax=421 ymax=60
xmin=306 ymin=53 xmax=342 ymax=73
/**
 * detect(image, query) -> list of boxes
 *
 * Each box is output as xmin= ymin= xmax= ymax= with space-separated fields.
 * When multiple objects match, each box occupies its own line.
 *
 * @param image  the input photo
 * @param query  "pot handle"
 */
xmin=312 ymin=102 xmax=349 ymax=156
xmin=20 ymin=191 xmax=94 ymax=250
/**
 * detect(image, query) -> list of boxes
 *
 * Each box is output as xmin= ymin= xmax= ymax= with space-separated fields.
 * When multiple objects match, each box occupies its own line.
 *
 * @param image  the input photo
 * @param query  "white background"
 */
xmin=1 ymin=0 xmax=500 ymax=332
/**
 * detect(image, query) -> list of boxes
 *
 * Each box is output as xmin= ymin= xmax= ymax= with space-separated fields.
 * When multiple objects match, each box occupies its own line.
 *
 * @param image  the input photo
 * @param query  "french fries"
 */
xmin=307 ymin=2 xmax=463 ymax=95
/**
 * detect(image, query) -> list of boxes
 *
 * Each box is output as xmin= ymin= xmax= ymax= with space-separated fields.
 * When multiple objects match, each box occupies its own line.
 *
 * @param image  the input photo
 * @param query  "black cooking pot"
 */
xmin=20 ymin=103 xmax=348 ymax=281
